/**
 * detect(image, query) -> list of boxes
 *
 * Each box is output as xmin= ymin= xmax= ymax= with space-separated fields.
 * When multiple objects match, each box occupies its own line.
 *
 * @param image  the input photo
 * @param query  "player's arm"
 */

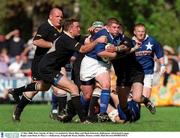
xmin=97 ymin=44 xmax=117 ymax=59
xmin=98 ymin=51 xmax=117 ymax=58
xmin=33 ymin=38 xmax=53 ymax=48
xmin=33 ymin=24 xmax=53 ymax=48
xmin=79 ymin=36 xmax=107 ymax=53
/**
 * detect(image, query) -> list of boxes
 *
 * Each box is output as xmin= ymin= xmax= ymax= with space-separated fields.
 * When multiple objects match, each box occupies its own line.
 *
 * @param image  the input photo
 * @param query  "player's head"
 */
xmin=92 ymin=21 xmax=104 ymax=33
xmin=63 ymin=19 xmax=80 ymax=37
xmin=106 ymin=18 xmax=122 ymax=37
xmin=49 ymin=8 xmax=63 ymax=28
xmin=133 ymin=23 xmax=146 ymax=41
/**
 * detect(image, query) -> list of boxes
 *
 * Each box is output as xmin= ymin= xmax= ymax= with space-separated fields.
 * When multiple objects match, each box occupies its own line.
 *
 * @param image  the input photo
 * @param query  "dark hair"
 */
xmin=63 ymin=19 xmax=79 ymax=31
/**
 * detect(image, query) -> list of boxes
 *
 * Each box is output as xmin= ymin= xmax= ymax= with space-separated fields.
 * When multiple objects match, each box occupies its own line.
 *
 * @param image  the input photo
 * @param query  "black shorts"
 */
xmin=38 ymin=59 xmax=62 ymax=85
xmin=31 ymin=57 xmax=42 ymax=81
xmin=112 ymin=54 xmax=144 ymax=86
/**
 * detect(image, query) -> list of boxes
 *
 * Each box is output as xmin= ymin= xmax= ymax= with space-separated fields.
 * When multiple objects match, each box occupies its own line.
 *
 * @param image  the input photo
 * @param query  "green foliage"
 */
xmin=77 ymin=0 xmax=119 ymax=34
xmin=0 ymin=0 xmax=179 ymax=49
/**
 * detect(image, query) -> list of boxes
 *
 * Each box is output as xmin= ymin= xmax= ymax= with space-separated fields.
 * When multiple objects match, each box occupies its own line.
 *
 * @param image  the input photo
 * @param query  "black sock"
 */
xmin=66 ymin=99 xmax=76 ymax=118
xmin=141 ymin=95 xmax=150 ymax=105
xmin=57 ymin=96 xmax=67 ymax=114
xmin=13 ymin=83 xmax=37 ymax=95
xmin=17 ymin=95 xmax=32 ymax=112
xmin=88 ymin=96 xmax=99 ymax=117
xmin=71 ymin=96 xmax=87 ymax=122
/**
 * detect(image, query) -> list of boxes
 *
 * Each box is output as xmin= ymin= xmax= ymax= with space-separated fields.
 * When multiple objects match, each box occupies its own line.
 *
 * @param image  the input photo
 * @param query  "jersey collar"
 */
xmin=48 ymin=19 xmax=62 ymax=33
xmin=132 ymin=34 xmax=149 ymax=42
xmin=64 ymin=31 xmax=74 ymax=38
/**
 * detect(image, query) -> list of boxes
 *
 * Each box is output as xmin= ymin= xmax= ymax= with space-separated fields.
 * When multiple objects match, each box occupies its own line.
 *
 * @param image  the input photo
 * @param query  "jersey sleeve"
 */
xmin=92 ymin=31 xmax=107 ymax=54
xmin=56 ymin=35 xmax=82 ymax=52
xmin=33 ymin=23 xmax=49 ymax=40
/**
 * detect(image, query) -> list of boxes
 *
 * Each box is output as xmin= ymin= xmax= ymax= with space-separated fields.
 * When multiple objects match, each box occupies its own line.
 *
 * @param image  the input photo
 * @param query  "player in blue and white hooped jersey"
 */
xmin=80 ymin=18 xmax=120 ymax=121
xmin=132 ymin=23 xmax=166 ymax=114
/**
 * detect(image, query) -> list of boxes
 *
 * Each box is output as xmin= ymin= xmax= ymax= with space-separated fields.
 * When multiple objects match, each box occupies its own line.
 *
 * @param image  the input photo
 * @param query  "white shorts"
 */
xmin=80 ymin=56 xmax=111 ymax=82
xmin=143 ymin=74 xmax=154 ymax=88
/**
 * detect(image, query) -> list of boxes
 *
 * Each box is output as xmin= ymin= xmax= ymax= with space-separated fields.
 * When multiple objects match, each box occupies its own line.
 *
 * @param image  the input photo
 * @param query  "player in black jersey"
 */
xmin=8 ymin=8 xmax=64 ymax=121
xmin=37 ymin=19 xmax=106 ymax=122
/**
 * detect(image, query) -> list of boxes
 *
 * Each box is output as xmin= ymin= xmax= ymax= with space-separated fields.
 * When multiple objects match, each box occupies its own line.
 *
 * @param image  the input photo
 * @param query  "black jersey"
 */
xmin=31 ymin=20 xmax=62 ymax=80
xmin=38 ymin=32 xmax=82 ymax=81
xmin=112 ymin=36 xmax=144 ymax=86
xmin=33 ymin=20 xmax=62 ymax=59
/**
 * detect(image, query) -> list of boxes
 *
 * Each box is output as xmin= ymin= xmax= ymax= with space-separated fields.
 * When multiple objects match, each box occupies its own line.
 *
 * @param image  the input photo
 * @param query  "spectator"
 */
xmin=0 ymin=48 xmax=9 ymax=76
xmin=5 ymin=29 xmax=26 ymax=63
xmin=163 ymin=45 xmax=179 ymax=86
xmin=0 ymin=35 xmax=7 ymax=51
xmin=21 ymin=31 xmax=37 ymax=65
xmin=8 ymin=55 xmax=24 ymax=78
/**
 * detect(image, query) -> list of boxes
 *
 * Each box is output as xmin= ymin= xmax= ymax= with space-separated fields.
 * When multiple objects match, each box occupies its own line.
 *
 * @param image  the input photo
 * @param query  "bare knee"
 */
xmin=69 ymin=85 xmax=79 ymax=96
xmin=132 ymin=96 xmax=141 ymax=103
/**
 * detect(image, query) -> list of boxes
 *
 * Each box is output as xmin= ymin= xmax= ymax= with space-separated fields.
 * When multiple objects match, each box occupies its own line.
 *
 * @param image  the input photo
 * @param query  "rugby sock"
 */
xmin=12 ymin=83 xmax=37 ymax=95
xmin=57 ymin=96 xmax=67 ymax=114
xmin=51 ymin=93 xmax=58 ymax=111
xmin=80 ymin=95 xmax=90 ymax=112
xmin=72 ymin=96 xmax=87 ymax=122
xmin=66 ymin=99 xmax=76 ymax=118
xmin=100 ymin=89 xmax=110 ymax=113
xmin=88 ymin=96 xmax=99 ymax=116
xmin=16 ymin=95 xmax=32 ymax=111
xmin=141 ymin=95 xmax=150 ymax=105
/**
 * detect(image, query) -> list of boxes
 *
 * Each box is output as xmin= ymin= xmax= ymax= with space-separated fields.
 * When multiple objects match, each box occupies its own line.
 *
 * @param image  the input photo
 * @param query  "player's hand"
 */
xmin=134 ymin=41 xmax=141 ymax=49
xmin=88 ymin=26 xmax=95 ymax=34
xmin=105 ymin=44 xmax=116 ymax=53
xmin=60 ymin=67 xmax=67 ymax=76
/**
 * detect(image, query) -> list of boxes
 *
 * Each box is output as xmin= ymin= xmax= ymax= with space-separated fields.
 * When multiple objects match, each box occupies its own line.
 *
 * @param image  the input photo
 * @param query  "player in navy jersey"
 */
xmin=80 ymin=18 xmax=122 ymax=121
xmin=132 ymin=23 xmax=166 ymax=114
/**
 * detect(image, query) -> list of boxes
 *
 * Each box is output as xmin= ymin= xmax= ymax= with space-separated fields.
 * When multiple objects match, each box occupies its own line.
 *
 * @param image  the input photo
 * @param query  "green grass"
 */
xmin=0 ymin=104 xmax=180 ymax=131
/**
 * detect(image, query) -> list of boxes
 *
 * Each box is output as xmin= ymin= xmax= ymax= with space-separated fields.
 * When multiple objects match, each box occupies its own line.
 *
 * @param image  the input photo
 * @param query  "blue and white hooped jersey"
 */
xmin=132 ymin=35 xmax=164 ymax=74
xmin=86 ymin=28 xmax=123 ymax=63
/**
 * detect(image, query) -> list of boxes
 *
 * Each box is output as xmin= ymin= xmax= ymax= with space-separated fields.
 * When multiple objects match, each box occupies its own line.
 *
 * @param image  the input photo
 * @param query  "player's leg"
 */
xmin=142 ymin=74 xmax=156 ymax=114
xmin=12 ymin=80 xmax=51 ymax=121
xmin=95 ymin=71 xmax=111 ymax=121
xmin=12 ymin=91 xmax=37 ymax=121
xmin=54 ymin=72 xmax=87 ymax=122
xmin=51 ymin=86 xmax=67 ymax=120
xmin=88 ymin=87 xmax=101 ymax=122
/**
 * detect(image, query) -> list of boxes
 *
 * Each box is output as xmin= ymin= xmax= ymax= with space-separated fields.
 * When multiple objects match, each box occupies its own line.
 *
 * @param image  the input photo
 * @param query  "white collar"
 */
xmin=63 ymin=31 xmax=74 ymax=38
xmin=132 ymin=34 xmax=149 ymax=42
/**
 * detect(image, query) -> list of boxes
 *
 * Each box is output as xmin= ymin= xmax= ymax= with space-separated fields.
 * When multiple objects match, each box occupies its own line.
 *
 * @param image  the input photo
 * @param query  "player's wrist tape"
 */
xmin=116 ymin=46 xmax=121 ymax=52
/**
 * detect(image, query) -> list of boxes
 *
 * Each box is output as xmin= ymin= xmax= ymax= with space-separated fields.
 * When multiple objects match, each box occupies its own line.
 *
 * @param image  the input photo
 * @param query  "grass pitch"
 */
xmin=0 ymin=104 xmax=179 ymax=131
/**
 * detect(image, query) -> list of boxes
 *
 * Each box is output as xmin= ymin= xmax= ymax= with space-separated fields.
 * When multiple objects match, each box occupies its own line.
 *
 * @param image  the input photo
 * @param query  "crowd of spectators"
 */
xmin=1 ymin=29 xmax=180 ymax=79
xmin=0 ymin=29 xmax=36 ymax=78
